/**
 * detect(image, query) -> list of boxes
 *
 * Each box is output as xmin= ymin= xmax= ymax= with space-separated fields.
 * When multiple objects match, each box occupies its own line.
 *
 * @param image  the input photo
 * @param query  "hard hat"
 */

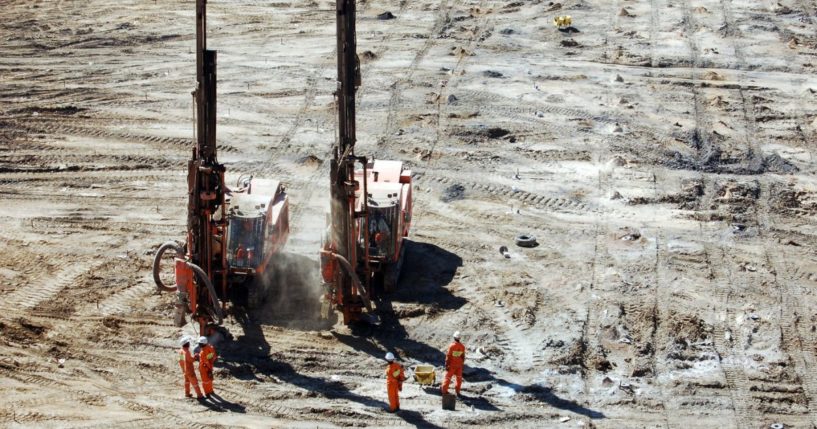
xmin=453 ymin=331 xmax=461 ymax=340
xmin=179 ymin=336 xmax=191 ymax=347
xmin=385 ymin=352 xmax=395 ymax=362
xmin=198 ymin=336 xmax=208 ymax=345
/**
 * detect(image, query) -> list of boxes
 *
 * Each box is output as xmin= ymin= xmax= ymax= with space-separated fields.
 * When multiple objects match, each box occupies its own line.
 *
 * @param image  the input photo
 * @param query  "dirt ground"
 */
xmin=1 ymin=0 xmax=817 ymax=427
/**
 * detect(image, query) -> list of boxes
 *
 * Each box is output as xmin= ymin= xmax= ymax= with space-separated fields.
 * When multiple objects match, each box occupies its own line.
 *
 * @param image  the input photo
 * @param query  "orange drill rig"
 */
xmin=320 ymin=0 xmax=413 ymax=324
xmin=152 ymin=0 xmax=289 ymax=335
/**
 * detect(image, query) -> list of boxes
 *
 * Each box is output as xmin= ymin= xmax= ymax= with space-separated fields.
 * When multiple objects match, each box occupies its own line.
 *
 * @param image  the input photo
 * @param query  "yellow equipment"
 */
xmin=413 ymin=365 xmax=436 ymax=386
xmin=554 ymin=15 xmax=572 ymax=28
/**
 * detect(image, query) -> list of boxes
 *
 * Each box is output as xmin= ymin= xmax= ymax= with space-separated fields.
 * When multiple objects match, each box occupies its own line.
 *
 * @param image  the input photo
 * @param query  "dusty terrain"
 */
xmin=2 ymin=0 xmax=817 ymax=427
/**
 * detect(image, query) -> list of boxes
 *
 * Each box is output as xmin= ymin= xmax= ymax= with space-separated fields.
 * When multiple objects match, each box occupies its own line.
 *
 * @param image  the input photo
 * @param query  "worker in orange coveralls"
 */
xmin=441 ymin=331 xmax=465 ymax=396
xmin=384 ymin=352 xmax=406 ymax=412
xmin=195 ymin=336 xmax=218 ymax=398
xmin=178 ymin=336 xmax=203 ymax=400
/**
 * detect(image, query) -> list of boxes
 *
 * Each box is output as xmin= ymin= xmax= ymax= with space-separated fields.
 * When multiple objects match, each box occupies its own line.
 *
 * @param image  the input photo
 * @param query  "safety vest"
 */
xmin=386 ymin=362 xmax=405 ymax=384
xmin=178 ymin=348 xmax=195 ymax=374
xmin=200 ymin=345 xmax=217 ymax=369
xmin=447 ymin=341 xmax=465 ymax=366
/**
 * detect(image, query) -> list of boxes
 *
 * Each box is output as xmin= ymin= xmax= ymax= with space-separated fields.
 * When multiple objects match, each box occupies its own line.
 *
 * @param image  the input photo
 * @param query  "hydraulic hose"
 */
xmin=331 ymin=253 xmax=372 ymax=312
xmin=152 ymin=241 xmax=183 ymax=292
xmin=185 ymin=261 xmax=224 ymax=325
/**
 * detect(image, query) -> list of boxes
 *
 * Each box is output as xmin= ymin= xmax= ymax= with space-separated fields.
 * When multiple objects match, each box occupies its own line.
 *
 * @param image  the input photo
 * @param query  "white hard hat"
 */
xmin=453 ymin=331 xmax=461 ymax=340
xmin=179 ymin=336 xmax=191 ymax=347
xmin=385 ymin=352 xmax=395 ymax=362
xmin=198 ymin=336 xmax=208 ymax=345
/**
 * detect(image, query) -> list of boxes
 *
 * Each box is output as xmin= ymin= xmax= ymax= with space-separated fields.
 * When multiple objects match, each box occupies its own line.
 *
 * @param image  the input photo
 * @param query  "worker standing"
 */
xmin=177 ymin=336 xmax=203 ymax=400
xmin=442 ymin=331 xmax=466 ymax=397
xmin=384 ymin=352 xmax=406 ymax=413
xmin=195 ymin=336 xmax=218 ymax=398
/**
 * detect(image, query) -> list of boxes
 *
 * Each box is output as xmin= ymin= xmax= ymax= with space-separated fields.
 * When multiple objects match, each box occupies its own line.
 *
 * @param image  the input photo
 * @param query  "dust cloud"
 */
xmin=252 ymin=251 xmax=332 ymax=330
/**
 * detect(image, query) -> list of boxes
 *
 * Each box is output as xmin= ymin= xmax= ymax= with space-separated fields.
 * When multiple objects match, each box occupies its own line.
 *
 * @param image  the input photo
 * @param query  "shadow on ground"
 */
xmin=218 ymin=301 xmax=443 ymax=427
xmin=334 ymin=240 xmax=466 ymax=363
xmin=390 ymin=239 xmax=465 ymax=310
xmin=198 ymin=392 xmax=247 ymax=413
xmin=467 ymin=367 xmax=605 ymax=419
xmin=213 ymin=242 xmax=466 ymax=427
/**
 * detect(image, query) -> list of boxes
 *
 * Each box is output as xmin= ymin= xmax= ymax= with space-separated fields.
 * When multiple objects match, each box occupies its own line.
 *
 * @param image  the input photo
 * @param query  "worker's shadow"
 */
xmin=220 ymin=327 xmax=444 ymax=428
xmin=467 ymin=367 xmax=605 ymax=419
xmin=217 ymin=242 xmax=460 ymax=428
xmin=332 ymin=240 xmax=479 ymax=421
xmin=421 ymin=387 xmax=499 ymax=412
xmin=197 ymin=393 xmax=247 ymax=413
xmin=221 ymin=303 xmax=432 ymax=425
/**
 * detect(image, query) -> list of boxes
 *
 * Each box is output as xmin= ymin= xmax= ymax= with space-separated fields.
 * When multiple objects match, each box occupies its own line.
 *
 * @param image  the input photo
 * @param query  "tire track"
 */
xmin=30 ymin=218 xmax=184 ymax=236
xmin=380 ymin=0 xmax=461 ymax=149
xmin=75 ymin=281 xmax=155 ymax=318
xmin=649 ymin=0 xmax=660 ymax=67
xmin=9 ymin=119 xmax=241 ymax=153
xmin=719 ymin=0 xmax=746 ymax=68
xmin=758 ymin=180 xmax=817 ymax=426
xmin=414 ymin=173 xmax=598 ymax=215
xmin=0 ymin=260 xmax=106 ymax=313
xmin=703 ymin=240 xmax=756 ymax=429
xmin=454 ymin=276 xmax=543 ymax=372
xmin=427 ymin=0 xmax=493 ymax=165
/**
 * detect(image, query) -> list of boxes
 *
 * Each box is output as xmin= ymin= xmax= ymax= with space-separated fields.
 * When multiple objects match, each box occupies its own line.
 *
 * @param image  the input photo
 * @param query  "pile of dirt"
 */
xmin=296 ymin=154 xmax=322 ymax=167
xmin=629 ymin=179 xmax=703 ymax=208
xmin=451 ymin=126 xmax=512 ymax=143
xmin=440 ymin=183 xmax=466 ymax=202
xmin=549 ymin=339 xmax=585 ymax=367
xmin=664 ymin=312 xmax=713 ymax=363
xmin=587 ymin=345 xmax=613 ymax=372
xmin=392 ymin=303 xmax=428 ymax=318
xmin=360 ymin=50 xmax=377 ymax=61
xmin=0 ymin=318 xmax=48 ymax=346
xmin=762 ymin=153 xmax=799 ymax=174
xmin=715 ymin=180 xmax=759 ymax=212
xmin=12 ymin=105 xmax=87 ymax=116
xmin=770 ymin=184 xmax=817 ymax=213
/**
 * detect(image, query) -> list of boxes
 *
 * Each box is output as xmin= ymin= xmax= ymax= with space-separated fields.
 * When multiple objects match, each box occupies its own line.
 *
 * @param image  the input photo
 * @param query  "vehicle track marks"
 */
xmin=0 ymin=260 xmax=107 ymax=313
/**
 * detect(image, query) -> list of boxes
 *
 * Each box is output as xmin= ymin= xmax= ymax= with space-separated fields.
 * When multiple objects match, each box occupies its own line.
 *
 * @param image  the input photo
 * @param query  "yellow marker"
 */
xmin=553 ymin=15 xmax=572 ymax=28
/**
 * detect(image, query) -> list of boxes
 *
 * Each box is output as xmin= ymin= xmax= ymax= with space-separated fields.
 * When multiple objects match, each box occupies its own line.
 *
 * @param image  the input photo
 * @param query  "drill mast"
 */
xmin=187 ymin=0 xmax=226 ymax=331
xmin=330 ymin=0 xmax=370 ymax=323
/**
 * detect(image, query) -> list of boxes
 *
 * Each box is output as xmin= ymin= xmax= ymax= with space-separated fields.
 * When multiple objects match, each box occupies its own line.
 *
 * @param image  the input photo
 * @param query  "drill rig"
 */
xmin=152 ymin=0 xmax=290 ymax=335
xmin=320 ymin=0 xmax=413 ymax=324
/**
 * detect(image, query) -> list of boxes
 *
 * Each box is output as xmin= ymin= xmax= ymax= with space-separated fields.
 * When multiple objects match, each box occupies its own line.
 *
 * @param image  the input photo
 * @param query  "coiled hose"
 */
xmin=152 ymin=241 xmax=223 ymax=325
xmin=152 ymin=241 xmax=183 ymax=292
